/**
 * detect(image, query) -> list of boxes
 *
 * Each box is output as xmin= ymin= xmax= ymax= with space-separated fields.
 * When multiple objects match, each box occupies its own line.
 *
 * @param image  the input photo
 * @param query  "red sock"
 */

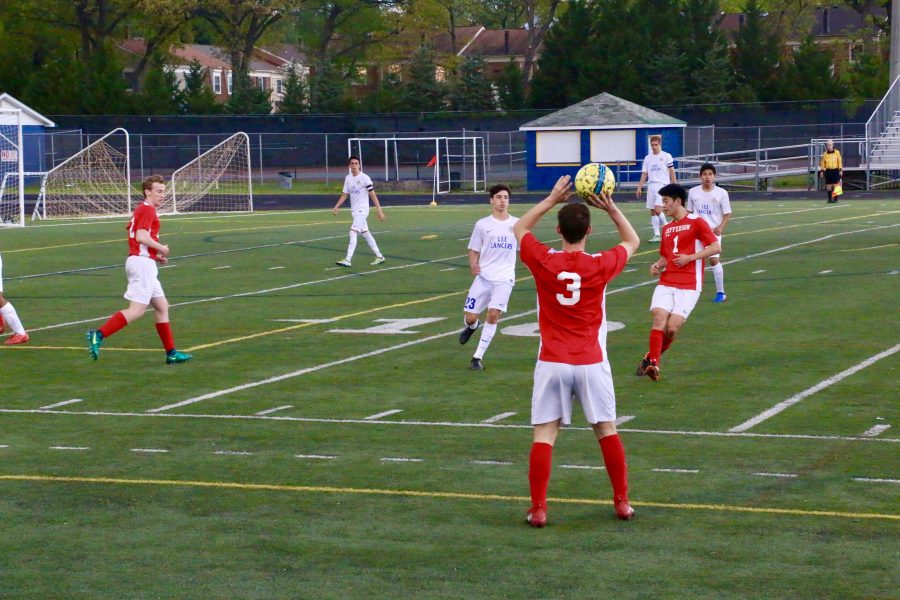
xmin=599 ymin=434 xmax=629 ymax=501
xmin=528 ymin=442 xmax=553 ymax=508
xmin=661 ymin=333 xmax=675 ymax=355
xmin=649 ymin=329 xmax=664 ymax=362
xmin=99 ymin=311 xmax=128 ymax=339
xmin=155 ymin=321 xmax=175 ymax=352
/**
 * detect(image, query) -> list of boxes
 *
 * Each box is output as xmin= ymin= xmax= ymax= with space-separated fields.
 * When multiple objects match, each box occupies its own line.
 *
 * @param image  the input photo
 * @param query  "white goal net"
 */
xmin=0 ymin=109 xmax=25 ymax=226
xmin=33 ymin=128 xmax=131 ymax=220
xmin=161 ymin=132 xmax=252 ymax=214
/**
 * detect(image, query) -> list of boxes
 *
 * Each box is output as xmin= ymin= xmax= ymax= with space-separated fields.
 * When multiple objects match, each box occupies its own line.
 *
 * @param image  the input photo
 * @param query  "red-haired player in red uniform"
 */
xmin=514 ymin=175 xmax=640 ymax=526
xmin=637 ymin=183 xmax=719 ymax=381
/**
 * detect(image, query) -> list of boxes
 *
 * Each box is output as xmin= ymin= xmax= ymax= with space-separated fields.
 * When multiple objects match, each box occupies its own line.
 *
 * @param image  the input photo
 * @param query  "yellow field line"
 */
xmin=833 ymin=243 xmax=898 ymax=252
xmin=1 ymin=345 xmax=156 ymax=352
xmin=1 ymin=474 xmax=896 ymax=521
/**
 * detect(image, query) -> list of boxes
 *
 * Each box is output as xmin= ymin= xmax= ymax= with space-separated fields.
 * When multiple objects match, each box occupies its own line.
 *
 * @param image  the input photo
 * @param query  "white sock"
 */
xmin=657 ymin=214 xmax=668 ymax=229
xmin=464 ymin=317 xmax=479 ymax=329
xmin=345 ymin=230 xmax=358 ymax=261
xmin=712 ymin=263 xmax=725 ymax=294
xmin=651 ymin=216 xmax=660 ymax=237
xmin=473 ymin=322 xmax=497 ymax=359
xmin=0 ymin=302 xmax=25 ymax=334
xmin=361 ymin=230 xmax=382 ymax=258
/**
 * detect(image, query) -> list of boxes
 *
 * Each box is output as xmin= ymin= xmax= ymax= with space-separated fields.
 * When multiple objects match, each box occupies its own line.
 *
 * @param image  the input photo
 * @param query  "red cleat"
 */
xmin=614 ymin=497 xmax=635 ymax=520
xmin=4 ymin=332 xmax=29 ymax=345
xmin=645 ymin=360 xmax=660 ymax=381
xmin=526 ymin=505 xmax=547 ymax=528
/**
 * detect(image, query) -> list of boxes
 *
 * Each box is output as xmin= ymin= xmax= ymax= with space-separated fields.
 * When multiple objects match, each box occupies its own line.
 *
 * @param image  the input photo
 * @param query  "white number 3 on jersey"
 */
xmin=556 ymin=271 xmax=581 ymax=306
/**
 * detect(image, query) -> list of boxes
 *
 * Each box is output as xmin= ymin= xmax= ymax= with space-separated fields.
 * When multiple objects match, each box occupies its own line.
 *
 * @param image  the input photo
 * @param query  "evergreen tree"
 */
xmin=495 ymin=60 xmax=526 ymax=111
xmin=448 ymin=56 xmax=496 ymax=111
xmin=226 ymin=69 xmax=272 ymax=114
xmin=308 ymin=59 xmax=349 ymax=113
xmin=182 ymin=60 xmax=222 ymax=115
xmin=681 ymin=0 xmax=736 ymax=104
xmin=359 ymin=71 xmax=405 ymax=113
xmin=781 ymin=35 xmax=845 ymax=101
xmin=134 ymin=60 xmax=184 ymax=115
xmin=731 ymin=0 xmax=783 ymax=102
xmin=278 ymin=64 xmax=308 ymax=114
xmin=843 ymin=44 xmax=889 ymax=110
xmin=401 ymin=45 xmax=446 ymax=112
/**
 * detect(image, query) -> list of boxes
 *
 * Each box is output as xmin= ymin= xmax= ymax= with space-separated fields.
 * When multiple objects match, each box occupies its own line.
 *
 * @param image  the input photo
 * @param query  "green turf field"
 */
xmin=0 ymin=198 xmax=897 ymax=598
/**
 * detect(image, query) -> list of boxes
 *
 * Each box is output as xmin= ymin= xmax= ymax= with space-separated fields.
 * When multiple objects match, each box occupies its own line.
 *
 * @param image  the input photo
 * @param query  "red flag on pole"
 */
xmin=425 ymin=154 xmax=437 ymax=168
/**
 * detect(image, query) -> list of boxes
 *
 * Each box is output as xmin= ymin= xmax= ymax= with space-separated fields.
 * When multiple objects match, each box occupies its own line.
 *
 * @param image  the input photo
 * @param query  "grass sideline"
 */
xmin=0 ymin=199 xmax=897 ymax=598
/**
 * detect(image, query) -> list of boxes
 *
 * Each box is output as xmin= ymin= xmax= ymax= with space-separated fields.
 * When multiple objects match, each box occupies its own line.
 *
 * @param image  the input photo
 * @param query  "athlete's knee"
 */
xmin=485 ymin=309 xmax=502 ymax=324
xmin=592 ymin=421 xmax=617 ymax=439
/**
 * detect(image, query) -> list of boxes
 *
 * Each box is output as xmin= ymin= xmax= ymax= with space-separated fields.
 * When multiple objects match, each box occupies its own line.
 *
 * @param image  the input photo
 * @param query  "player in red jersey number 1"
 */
xmin=514 ymin=175 xmax=640 ymax=526
xmin=86 ymin=175 xmax=192 ymax=364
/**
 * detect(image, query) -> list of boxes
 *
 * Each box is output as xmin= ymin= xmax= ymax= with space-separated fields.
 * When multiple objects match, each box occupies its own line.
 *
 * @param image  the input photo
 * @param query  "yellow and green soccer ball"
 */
xmin=574 ymin=163 xmax=615 ymax=200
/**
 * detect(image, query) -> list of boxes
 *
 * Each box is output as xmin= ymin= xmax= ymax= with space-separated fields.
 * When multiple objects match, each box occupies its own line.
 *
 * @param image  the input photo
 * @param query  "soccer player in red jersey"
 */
xmin=637 ymin=183 xmax=720 ymax=382
xmin=513 ymin=175 xmax=640 ymax=526
xmin=86 ymin=175 xmax=192 ymax=364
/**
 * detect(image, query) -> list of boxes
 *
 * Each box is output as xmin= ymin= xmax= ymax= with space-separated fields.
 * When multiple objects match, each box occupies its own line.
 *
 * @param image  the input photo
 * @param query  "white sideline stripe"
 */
xmin=3 ymin=408 xmax=898 ymax=443
xmin=818 ymin=269 xmax=833 ymax=274
xmin=729 ymin=343 xmax=900 ymax=433
xmin=364 ymin=409 xmax=403 ymax=420
xmin=0 ymin=445 xmax=9 ymax=449
xmin=255 ymin=405 xmax=294 ymax=416
xmin=212 ymin=266 xmax=232 ymax=270
xmin=439 ymin=267 xmax=456 ymax=271
xmin=853 ymin=477 xmax=900 ymax=484
xmin=560 ymin=464 xmax=604 ymax=470
xmin=470 ymin=460 xmax=513 ymax=466
xmin=271 ymin=318 xmax=337 ymax=324
xmin=753 ymin=472 xmax=798 ymax=478
xmin=615 ymin=415 xmax=636 ymax=425
xmin=862 ymin=424 xmax=892 ymax=437
xmin=380 ymin=457 xmax=423 ymax=463
xmin=50 ymin=446 xmax=89 ymax=451
xmin=268 ymin=266 xmax=285 ymax=270
xmin=159 ymin=265 xmax=177 ymax=269
xmin=130 ymin=448 xmax=169 ymax=454
xmin=39 ymin=399 xmax=83 ymax=410
xmin=752 ymin=269 xmax=767 ymax=274
xmin=482 ymin=412 xmax=516 ymax=423
xmin=213 ymin=450 xmax=254 ymax=456
xmin=653 ymin=468 xmax=700 ymax=474
xmin=295 ymin=454 xmax=337 ymax=460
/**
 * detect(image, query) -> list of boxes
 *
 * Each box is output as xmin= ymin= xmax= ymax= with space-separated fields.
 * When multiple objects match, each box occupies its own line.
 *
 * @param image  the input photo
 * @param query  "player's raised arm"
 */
xmin=513 ymin=175 xmax=573 ymax=242
xmin=585 ymin=191 xmax=640 ymax=258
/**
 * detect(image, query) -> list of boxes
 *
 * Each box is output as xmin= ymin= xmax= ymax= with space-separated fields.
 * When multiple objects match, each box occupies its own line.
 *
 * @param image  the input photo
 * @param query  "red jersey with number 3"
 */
xmin=659 ymin=213 xmax=717 ymax=291
xmin=520 ymin=232 xmax=628 ymax=365
xmin=127 ymin=201 xmax=161 ymax=260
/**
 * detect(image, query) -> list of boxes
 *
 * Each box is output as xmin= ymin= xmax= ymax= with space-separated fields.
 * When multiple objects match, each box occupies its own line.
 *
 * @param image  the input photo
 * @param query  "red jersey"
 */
xmin=658 ymin=213 xmax=718 ymax=291
xmin=520 ymin=232 xmax=628 ymax=365
xmin=127 ymin=201 xmax=161 ymax=260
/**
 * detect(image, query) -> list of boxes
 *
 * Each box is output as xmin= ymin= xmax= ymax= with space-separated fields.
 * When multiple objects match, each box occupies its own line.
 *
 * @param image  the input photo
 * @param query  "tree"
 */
xmin=401 ymin=45 xmax=446 ymax=111
xmin=277 ymin=63 xmax=308 ymax=113
xmin=181 ymin=59 xmax=222 ymax=114
xmin=134 ymin=59 xmax=184 ymax=114
xmin=680 ymin=0 xmax=736 ymax=104
xmin=226 ymin=69 xmax=272 ymax=114
xmin=843 ymin=42 xmax=890 ymax=109
xmin=520 ymin=0 xmax=565 ymax=86
xmin=731 ymin=0 xmax=784 ymax=102
xmin=198 ymin=0 xmax=287 ymax=77
xmin=780 ymin=35 xmax=845 ymax=100
xmin=448 ymin=56 xmax=495 ymax=111
xmin=495 ymin=60 xmax=526 ymax=111
xmin=307 ymin=58 xmax=349 ymax=113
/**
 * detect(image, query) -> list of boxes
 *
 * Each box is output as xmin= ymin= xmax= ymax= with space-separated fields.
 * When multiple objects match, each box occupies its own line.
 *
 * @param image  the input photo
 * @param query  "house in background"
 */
xmin=433 ymin=26 xmax=537 ymax=79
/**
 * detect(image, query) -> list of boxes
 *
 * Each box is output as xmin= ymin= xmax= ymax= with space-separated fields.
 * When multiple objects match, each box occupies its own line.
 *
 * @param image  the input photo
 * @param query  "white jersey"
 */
xmin=687 ymin=185 xmax=732 ymax=229
xmin=641 ymin=151 xmax=674 ymax=184
xmin=468 ymin=214 xmax=519 ymax=284
xmin=342 ymin=172 xmax=374 ymax=215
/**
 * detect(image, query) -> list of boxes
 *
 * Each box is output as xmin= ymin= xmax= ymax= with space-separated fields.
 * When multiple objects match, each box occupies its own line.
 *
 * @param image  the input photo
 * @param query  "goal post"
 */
xmin=32 ymin=128 xmax=131 ymax=220
xmin=0 ymin=109 xmax=25 ymax=227
xmin=161 ymin=132 xmax=252 ymax=214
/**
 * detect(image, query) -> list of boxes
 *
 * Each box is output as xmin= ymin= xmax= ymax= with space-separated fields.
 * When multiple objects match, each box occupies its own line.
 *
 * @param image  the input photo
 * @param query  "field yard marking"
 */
xmin=0 ymin=445 xmax=8 ymax=449
xmin=470 ymin=460 xmax=513 ymax=466
xmin=268 ymin=266 xmax=285 ymax=270
xmin=752 ymin=472 xmax=799 ymax=478
xmin=3 ymin=407 xmax=899 ymax=444
xmin=818 ymin=269 xmax=833 ymax=274
xmin=212 ymin=266 xmax=232 ymax=270
xmin=853 ymin=477 xmax=900 ymax=484
xmin=380 ymin=457 xmax=423 ymax=463
xmin=0 ymin=345 xmax=155 ymax=352
xmin=364 ymin=409 xmax=403 ymax=420
xmin=49 ymin=446 xmax=89 ymax=451
xmin=616 ymin=415 xmax=635 ymax=425
xmin=834 ymin=243 xmax=898 ymax=252
xmin=862 ymin=424 xmax=892 ymax=437
xmin=131 ymin=448 xmax=169 ymax=454
xmin=2 ymin=474 xmax=897 ymax=521
xmin=38 ymin=399 xmax=83 ymax=410
xmin=653 ymin=468 xmax=699 ymax=474
xmin=256 ymin=405 xmax=294 ymax=416
xmin=213 ymin=450 xmax=254 ymax=456
xmin=752 ymin=269 xmax=767 ymax=274
xmin=295 ymin=454 xmax=337 ymax=460
xmin=729 ymin=343 xmax=900 ymax=433
xmin=560 ymin=465 xmax=604 ymax=470
xmin=482 ymin=412 xmax=517 ymax=424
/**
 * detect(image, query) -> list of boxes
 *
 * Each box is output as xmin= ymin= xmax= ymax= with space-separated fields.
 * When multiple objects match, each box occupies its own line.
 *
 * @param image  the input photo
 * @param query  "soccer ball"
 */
xmin=574 ymin=163 xmax=615 ymax=200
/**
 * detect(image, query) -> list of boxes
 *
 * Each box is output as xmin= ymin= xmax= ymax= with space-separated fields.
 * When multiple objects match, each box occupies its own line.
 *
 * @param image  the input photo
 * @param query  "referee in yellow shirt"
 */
xmin=819 ymin=139 xmax=843 ymax=203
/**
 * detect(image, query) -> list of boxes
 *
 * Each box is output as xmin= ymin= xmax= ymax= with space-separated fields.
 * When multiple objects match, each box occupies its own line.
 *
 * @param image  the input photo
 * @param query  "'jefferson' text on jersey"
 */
xmin=658 ymin=214 xmax=718 ymax=291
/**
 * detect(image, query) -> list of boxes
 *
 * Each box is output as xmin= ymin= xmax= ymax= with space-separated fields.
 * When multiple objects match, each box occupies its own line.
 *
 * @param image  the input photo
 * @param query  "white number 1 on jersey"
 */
xmin=556 ymin=271 xmax=581 ymax=306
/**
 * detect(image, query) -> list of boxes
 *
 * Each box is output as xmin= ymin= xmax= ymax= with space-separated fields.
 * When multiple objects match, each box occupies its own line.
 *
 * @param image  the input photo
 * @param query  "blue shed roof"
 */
xmin=520 ymin=92 xmax=685 ymax=131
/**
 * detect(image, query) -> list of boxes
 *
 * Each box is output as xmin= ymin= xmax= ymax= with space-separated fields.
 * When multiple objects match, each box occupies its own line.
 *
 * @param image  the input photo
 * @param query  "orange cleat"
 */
xmin=4 ymin=332 xmax=29 ymax=345
xmin=614 ymin=497 xmax=635 ymax=520
xmin=526 ymin=505 xmax=547 ymax=528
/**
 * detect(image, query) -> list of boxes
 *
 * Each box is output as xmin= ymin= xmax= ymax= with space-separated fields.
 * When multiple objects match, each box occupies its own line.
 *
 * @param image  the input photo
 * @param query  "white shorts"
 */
xmin=124 ymin=255 xmax=165 ymax=305
xmin=350 ymin=212 xmax=370 ymax=233
xmin=646 ymin=183 xmax=664 ymax=209
xmin=464 ymin=275 xmax=513 ymax=314
xmin=650 ymin=285 xmax=701 ymax=320
xmin=531 ymin=360 xmax=617 ymax=426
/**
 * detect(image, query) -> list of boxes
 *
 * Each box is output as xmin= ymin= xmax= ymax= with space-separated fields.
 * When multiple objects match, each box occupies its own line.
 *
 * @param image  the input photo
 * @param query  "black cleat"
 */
xmin=459 ymin=322 xmax=479 ymax=345
xmin=470 ymin=357 xmax=484 ymax=371
xmin=635 ymin=354 xmax=652 ymax=376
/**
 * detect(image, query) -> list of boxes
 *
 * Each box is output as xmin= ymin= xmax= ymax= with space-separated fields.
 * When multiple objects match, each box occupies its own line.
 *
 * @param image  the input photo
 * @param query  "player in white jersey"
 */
xmin=0 ymin=251 xmax=29 ymax=344
xmin=635 ymin=135 xmax=676 ymax=243
xmin=333 ymin=156 xmax=386 ymax=267
xmin=459 ymin=184 xmax=519 ymax=371
xmin=687 ymin=163 xmax=732 ymax=302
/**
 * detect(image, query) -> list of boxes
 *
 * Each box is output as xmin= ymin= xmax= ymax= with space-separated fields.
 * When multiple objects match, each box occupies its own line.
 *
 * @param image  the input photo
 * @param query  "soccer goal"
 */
xmin=160 ymin=132 xmax=252 ymax=214
xmin=0 ymin=109 xmax=25 ymax=227
xmin=32 ymin=128 xmax=131 ymax=220
xmin=347 ymin=136 xmax=487 ymax=203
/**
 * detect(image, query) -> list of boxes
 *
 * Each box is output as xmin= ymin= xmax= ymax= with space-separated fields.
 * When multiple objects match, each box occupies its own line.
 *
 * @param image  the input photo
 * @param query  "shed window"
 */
xmin=536 ymin=131 xmax=581 ymax=164
xmin=590 ymin=130 xmax=636 ymax=163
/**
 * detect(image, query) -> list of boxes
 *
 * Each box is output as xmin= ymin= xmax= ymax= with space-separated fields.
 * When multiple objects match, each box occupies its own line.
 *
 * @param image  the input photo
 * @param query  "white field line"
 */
xmin=616 ymin=415 xmax=636 ymax=425
xmin=753 ymin=472 xmax=799 ymax=478
xmin=255 ymin=405 xmax=293 ymax=416
xmin=268 ymin=266 xmax=285 ymax=270
xmin=380 ymin=457 xmax=423 ymax=463
xmin=653 ymin=468 xmax=700 ymax=474
xmin=39 ymin=398 xmax=83 ymax=410
xmin=364 ymin=409 xmax=403 ymax=420
xmin=470 ymin=460 xmax=513 ymax=466
xmin=818 ymin=269 xmax=833 ymax=274
xmin=862 ymin=424 xmax=892 ymax=437
xmin=560 ymin=465 xmax=604 ymax=470
xmin=213 ymin=450 xmax=254 ymax=456
xmin=0 ymin=445 xmax=9 ymax=449
xmin=3 ymin=407 xmax=898 ymax=444
xmin=130 ymin=448 xmax=169 ymax=454
xmin=752 ymin=269 xmax=767 ymax=274
xmin=730 ymin=343 xmax=900 ymax=433
xmin=50 ymin=446 xmax=89 ymax=451
xmin=295 ymin=454 xmax=337 ymax=460
xmin=482 ymin=412 xmax=516 ymax=424
xmin=853 ymin=477 xmax=900 ymax=484
xmin=212 ymin=266 xmax=232 ymax=270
